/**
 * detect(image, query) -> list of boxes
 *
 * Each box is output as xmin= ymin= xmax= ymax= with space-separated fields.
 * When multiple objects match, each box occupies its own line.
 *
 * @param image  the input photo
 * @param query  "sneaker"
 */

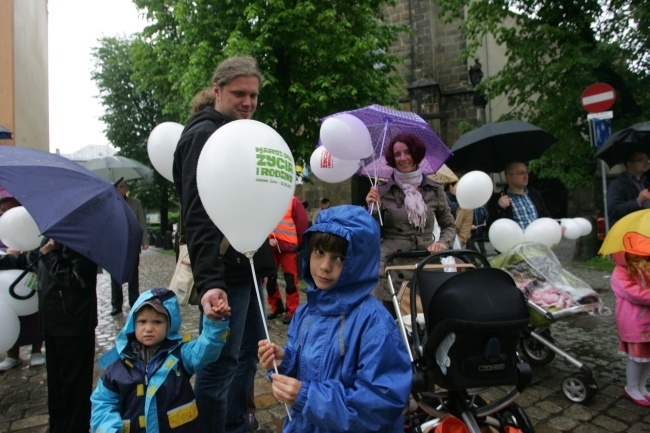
xmin=282 ymin=315 xmax=293 ymax=325
xmin=246 ymin=412 xmax=259 ymax=431
xmin=0 ymin=357 xmax=20 ymax=371
xmin=30 ymin=353 xmax=45 ymax=367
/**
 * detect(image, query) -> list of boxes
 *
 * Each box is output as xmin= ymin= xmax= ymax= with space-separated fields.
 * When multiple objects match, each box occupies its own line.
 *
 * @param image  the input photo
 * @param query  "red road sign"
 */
xmin=581 ymin=83 xmax=616 ymax=113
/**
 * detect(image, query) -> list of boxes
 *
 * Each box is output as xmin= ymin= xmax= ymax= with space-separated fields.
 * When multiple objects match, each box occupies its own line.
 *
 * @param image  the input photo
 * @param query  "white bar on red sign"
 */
xmin=582 ymin=91 xmax=615 ymax=105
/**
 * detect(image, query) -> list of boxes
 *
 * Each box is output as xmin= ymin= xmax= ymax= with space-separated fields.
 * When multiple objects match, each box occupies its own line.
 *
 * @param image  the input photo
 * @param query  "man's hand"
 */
xmin=40 ymin=239 xmax=60 ymax=255
xmin=270 ymin=373 xmax=302 ymax=405
xmin=201 ymin=288 xmax=230 ymax=320
xmin=639 ymin=189 xmax=650 ymax=204
xmin=427 ymin=242 xmax=448 ymax=253
xmin=142 ymin=244 xmax=149 ymax=251
xmin=498 ymin=195 xmax=511 ymax=209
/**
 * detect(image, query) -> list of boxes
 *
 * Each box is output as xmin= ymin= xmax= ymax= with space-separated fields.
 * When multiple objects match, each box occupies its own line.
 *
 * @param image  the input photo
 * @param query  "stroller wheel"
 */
xmin=497 ymin=402 xmax=535 ymax=433
xmin=520 ymin=329 xmax=556 ymax=366
xmin=562 ymin=373 xmax=598 ymax=403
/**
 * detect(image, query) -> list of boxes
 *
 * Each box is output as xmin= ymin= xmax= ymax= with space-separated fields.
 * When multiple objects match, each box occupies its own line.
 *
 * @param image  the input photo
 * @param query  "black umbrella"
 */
xmin=596 ymin=121 xmax=650 ymax=168
xmin=0 ymin=125 xmax=12 ymax=140
xmin=448 ymin=120 xmax=556 ymax=173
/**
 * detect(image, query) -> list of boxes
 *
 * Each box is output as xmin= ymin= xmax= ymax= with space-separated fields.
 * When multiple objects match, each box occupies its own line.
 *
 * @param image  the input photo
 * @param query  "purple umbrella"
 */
xmin=320 ymin=104 xmax=451 ymax=180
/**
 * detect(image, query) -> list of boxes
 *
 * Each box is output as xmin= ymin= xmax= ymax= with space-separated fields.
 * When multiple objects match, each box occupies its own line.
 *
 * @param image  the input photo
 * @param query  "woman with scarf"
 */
xmin=366 ymin=133 xmax=457 ymax=316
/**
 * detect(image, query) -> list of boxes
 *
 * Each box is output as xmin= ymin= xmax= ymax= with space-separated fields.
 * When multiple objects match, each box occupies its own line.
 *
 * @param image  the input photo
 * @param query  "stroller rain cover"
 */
xmin=489 ymin=242 xmax=609 ymax=320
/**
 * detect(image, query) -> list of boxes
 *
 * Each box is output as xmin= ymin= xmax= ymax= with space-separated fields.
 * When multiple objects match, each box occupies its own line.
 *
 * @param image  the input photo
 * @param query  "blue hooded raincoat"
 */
xmin=90 ymin=288 xmax=229 ymax=433
xmin=275 ymin=205 xmax=412 ymax=432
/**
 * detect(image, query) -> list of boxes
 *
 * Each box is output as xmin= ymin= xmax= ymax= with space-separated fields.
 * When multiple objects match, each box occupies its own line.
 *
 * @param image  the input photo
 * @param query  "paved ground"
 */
xmin=0 ymin=239 xmax=649 ymax=432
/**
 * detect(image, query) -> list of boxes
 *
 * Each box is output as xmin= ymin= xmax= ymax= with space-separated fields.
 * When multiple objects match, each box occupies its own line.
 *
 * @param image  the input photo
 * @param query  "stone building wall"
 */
xmin=303 ymin=1 xmax=482 ymax=205
xmin=386 ymin=0 xmax=478 ymax=148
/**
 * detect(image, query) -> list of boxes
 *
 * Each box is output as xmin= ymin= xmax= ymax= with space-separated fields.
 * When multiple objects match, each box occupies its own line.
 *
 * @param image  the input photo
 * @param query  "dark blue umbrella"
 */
xmin=0 ymin=146 xmax=142 ymax=283
xmin=0 ymin=125 xmax=12 ymax=140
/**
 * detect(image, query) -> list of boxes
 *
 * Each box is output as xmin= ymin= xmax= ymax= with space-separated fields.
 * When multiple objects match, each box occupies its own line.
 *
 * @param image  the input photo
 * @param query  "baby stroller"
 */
xmin=385 ymin=250 xmax=535 ymax=433
xmin=489 ymin=242 xmax=610 ymax=403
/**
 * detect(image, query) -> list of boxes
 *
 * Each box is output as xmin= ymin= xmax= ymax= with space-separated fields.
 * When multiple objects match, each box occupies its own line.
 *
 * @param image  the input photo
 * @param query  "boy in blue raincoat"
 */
xmin=90 ymin=288 xmax=230 ymax=433
xmin=258 ymin=205 xmax=412 ymax=432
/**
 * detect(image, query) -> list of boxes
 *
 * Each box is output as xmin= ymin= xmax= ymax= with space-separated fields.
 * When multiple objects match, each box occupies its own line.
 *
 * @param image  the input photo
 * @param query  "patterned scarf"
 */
xmin=394 ymin=167 xmax=427 ymax=231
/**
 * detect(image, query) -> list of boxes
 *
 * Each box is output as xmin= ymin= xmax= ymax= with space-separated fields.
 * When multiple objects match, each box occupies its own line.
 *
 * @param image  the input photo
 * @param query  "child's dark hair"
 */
xmin=307 ymin=232 xmax=348 ymax=257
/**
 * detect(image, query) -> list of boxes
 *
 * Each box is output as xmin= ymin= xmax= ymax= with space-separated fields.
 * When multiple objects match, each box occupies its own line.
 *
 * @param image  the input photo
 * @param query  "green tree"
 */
xmin=132 ymin=0 xmax=408 ymax=161
xmin=91 ymin=36 xmax=178 ymax=240
xmin=437 ymin=0 xmax=650 ymax=189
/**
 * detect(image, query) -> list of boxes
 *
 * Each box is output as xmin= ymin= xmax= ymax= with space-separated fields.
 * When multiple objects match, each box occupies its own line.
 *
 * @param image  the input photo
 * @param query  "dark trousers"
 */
xmin=111 ymin=253 xmax=140 ymax=310
xmin=45 ymin=331 xmax=95 ymax=433
xmin=467 ymin=236 xmax=487 ymax=255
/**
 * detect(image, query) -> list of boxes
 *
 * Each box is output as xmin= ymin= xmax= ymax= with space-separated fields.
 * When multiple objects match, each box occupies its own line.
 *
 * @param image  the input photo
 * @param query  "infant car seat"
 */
xmin=412 ymin=267 xmax=530 ymax=391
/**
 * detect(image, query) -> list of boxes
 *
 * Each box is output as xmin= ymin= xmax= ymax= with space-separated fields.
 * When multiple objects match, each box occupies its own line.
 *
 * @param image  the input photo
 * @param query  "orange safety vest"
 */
xmin=271 ymin=200 xmax=298 ymax=245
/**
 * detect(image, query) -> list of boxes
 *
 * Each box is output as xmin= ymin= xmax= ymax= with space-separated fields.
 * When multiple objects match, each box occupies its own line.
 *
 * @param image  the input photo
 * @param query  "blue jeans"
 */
xmin=195 ymin=278 xmax=265 ymax=433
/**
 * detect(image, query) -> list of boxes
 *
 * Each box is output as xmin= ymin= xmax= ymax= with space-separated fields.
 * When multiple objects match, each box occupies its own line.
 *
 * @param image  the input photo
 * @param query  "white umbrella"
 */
xmin=83 ymin=156 xmax=153 ymax=182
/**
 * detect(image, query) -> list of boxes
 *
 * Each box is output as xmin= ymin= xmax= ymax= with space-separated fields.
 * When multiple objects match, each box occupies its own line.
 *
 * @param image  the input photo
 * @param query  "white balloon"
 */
xmin=310 ymin=147 xmax=360 ymax=183
xmin=147 ymin=122 xmax=184 ymax=182
xmin=0 ymin=270 xmax=38 ymax=316
xmin=561 ymin=218 xmax=583 ymax=240
xmin=573 ymin=217 xmax=593 ymax=236
xmin=455 ymin=171 xmax=493 ymax=209
xmin=0 ymin=302 xmax=20 ymax=353
xmin=488 ymin=218 xmax=524 ymax=253
xmin=197 ymin=120 xmax=295 ymax=254
xmin=319 ymin=114 xmax=373 ymax=160
xmin=0 ymin=206 xmax=42 ymax=251
xmin=524 ymin=217 xmax=562 ymax=248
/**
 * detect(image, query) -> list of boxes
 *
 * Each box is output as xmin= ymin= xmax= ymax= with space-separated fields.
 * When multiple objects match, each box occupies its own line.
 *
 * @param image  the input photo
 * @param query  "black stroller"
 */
xmin=385 ymin=250 xmax=535 ymax=433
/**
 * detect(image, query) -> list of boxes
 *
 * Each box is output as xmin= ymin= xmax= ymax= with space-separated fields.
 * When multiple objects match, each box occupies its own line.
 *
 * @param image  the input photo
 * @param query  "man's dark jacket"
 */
xmin=0 ymin=242 xmax=97 ymax=336
xmin=173 ymin=107 xmax=274 ymax=299
xmin=487 ymin=186 xmax=549 ymax=228
xmin=607 ymin=173 xmax=646 ymax=226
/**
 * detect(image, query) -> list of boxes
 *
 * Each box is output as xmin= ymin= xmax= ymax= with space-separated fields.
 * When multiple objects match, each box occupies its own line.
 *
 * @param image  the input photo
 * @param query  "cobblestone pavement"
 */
xmin=1 ymin=240 xmax=649 ymax=432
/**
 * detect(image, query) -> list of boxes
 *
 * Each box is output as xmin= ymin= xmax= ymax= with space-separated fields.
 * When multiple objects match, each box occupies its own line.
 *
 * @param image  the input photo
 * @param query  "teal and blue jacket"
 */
xmin=90 ymin=288 xmax=229 ymax=433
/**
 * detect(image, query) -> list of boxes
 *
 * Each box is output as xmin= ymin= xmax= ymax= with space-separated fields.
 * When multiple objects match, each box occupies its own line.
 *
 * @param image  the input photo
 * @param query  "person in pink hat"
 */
xmin=611 ymin=232 xmax=650 ymax=407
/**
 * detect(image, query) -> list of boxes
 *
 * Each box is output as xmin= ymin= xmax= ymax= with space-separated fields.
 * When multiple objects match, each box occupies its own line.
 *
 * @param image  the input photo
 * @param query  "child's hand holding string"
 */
xmin=270 ymin=373 xmax=301 ymax=405
xmin=258 ymin=339 xmax=285 ymax=369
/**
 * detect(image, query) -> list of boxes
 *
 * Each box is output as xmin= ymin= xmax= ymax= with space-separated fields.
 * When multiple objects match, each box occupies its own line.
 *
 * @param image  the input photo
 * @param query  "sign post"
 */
xmin=582 ymin=83 xmax=616 ymax=233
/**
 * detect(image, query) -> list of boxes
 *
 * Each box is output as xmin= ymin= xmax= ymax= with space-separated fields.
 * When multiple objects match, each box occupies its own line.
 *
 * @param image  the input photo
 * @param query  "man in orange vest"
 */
xmin=266 ymin=195 xmax=308 ymax=324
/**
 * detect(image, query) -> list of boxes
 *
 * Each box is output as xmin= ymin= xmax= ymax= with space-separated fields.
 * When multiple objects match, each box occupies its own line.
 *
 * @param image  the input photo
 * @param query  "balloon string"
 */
xmin=360 ymin=164 xmax=383 ymax=226
xmin=248 ymin=257 xmax=292 ymax=422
